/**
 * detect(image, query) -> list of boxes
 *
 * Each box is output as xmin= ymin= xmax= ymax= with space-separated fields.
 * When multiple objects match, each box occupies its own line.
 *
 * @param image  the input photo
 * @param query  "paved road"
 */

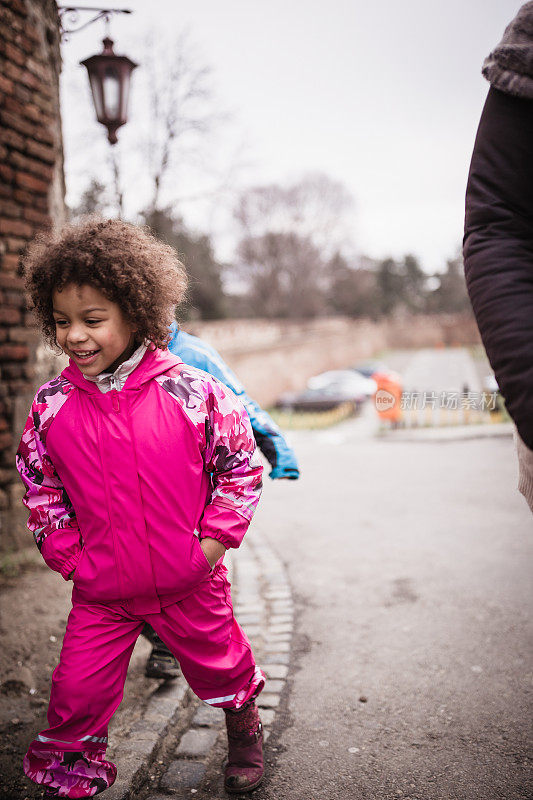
xmin=136 ymin=347 xmax=529 ymax=800
xmin=398 ymin=348 xmax=483 ymax=394
xmin=247 ymin=420 xmax=532 ymax=800
xmin=133 ymin=348 xmax=528 ymax=800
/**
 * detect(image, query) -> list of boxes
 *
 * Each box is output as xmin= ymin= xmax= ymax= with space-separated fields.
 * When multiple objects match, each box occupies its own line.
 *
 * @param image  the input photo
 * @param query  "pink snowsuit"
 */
xmin=16 ymin=346 xmax=264 ymax=797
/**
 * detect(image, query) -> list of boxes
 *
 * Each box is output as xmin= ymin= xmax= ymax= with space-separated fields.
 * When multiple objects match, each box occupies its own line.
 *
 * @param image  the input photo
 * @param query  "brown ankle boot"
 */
xmin=224 ymin=702 xmax=264 ymax=794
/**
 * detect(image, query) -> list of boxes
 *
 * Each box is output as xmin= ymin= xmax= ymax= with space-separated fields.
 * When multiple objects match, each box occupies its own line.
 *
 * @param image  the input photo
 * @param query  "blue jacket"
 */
xmin=168 ymin=323 xmax=299 ymax=480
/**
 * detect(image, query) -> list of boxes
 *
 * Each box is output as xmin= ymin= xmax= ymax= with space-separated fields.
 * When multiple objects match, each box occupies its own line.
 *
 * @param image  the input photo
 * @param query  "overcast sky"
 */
xmin=60 ymin=0 xmax=522 ymax=272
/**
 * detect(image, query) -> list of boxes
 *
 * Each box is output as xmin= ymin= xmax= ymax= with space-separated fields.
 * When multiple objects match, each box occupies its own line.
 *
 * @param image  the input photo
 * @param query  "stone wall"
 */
xmin=0 ymin=0 xmax=65 ymax=551
xmin=188 ymin=312 xmax=481 ymax=406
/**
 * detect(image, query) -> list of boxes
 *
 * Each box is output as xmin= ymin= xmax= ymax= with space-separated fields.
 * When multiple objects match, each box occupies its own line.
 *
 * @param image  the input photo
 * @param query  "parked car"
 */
xmin=351 ymin=359 xmax=391 ymax=379
xmin=307 ymin=369 xmax=377 ymax=398
xmin=277 ymin=370 xmax=377 ymax=412
xmin=276 ymin=386 xmax=354 ymax=412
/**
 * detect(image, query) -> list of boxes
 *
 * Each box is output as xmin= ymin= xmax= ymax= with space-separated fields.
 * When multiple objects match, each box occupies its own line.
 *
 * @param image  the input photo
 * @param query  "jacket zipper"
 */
xmin=112 ymin=391 xmax=120 ymax=412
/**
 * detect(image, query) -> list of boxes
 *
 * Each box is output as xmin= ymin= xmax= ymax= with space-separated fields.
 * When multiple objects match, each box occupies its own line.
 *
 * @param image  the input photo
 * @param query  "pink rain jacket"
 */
xmin=16 ymin=347 xmax=263 ymax=613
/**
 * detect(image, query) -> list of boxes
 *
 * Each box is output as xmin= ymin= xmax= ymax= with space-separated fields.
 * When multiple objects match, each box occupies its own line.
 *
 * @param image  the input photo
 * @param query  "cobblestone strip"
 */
xmin=142 ymin=531 xmax=294 ymax=799
xmin=243 ymin=535 xmax=293 ymax=740
xmin=103 ymin=677 xmax=194 ymax=800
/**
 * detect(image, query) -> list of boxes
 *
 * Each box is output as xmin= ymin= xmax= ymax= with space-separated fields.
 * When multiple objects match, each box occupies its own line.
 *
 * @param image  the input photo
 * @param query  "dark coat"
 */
xmin=464 ymin=85 xmax=533 ymax=448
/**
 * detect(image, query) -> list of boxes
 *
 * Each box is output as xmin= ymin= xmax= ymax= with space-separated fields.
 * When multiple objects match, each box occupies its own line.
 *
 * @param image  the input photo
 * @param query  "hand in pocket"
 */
xmin=200 ymin=537 xmax=226 ymax=568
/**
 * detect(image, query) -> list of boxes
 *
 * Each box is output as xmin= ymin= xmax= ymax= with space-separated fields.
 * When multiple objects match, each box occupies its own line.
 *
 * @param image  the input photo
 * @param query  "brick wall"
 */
xmin=0 ymin=0 xmax=66 ymax=551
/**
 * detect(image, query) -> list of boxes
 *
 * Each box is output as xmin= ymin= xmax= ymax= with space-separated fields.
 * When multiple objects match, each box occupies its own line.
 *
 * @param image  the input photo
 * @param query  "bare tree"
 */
xmin=109 ymin=148 xmax=124 ymax=219
xmin=233 ymin=173 xmax=355 ymax=318
xmin=235 ymin=172 xmax=355 ymax=258
xmin=69 ymin=178 xmax=108 ymax=219
xmin=140 ymin=29 xmax=221 ymax=216
xmin=237 ymin=231 xmax=328 ymax=319
xmin=327 ymin=252 xmax=382 ymax=319
xmin=427 ymin=251 xmax=471 ymax=314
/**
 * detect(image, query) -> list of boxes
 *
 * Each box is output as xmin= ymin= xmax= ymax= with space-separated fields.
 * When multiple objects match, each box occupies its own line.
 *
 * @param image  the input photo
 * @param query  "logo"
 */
xmin=375 ymin=389 xmax=396 ymax=412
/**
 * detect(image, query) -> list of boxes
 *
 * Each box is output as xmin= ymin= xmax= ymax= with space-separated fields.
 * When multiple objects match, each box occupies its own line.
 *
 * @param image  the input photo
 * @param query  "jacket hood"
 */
xmin=482 ymin=2 xmax=533 ymax=99
xmin=62 ymin=346 xmax=182 ymax=392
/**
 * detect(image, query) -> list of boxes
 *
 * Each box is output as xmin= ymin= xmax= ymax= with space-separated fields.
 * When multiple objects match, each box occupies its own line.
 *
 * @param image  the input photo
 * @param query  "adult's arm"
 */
xmin=463 ymin=86 xmax=533 ymax=449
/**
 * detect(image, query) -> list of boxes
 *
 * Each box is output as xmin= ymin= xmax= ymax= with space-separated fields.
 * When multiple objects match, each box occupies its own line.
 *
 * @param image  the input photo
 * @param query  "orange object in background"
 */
xmin=373 ymin=371 xmax=403 ymax=424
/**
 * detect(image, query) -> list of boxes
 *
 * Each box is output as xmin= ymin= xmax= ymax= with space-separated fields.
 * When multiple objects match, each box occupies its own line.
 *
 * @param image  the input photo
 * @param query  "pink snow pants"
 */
xmin=24 ymin=567 xmax=264 ymax=797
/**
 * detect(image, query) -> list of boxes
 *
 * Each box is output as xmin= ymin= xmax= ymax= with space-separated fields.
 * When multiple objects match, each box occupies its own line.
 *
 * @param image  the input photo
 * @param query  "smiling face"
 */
xmin=52 ymin=284 xmax=137 ymax=376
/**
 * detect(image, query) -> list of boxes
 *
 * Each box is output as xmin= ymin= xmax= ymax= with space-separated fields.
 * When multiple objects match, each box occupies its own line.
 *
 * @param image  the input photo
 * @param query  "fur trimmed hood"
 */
xmin=482 ymin=2 xmax=533 ymax=98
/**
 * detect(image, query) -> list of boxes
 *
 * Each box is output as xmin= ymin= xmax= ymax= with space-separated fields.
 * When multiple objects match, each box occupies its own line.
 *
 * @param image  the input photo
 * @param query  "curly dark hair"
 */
xmin=22 ymin=216 xmax=187 ymax=350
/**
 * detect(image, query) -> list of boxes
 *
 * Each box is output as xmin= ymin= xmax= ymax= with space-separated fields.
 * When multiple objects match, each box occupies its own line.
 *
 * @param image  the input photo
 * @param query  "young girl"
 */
xmin=16 ymin=218 xmax=265 ymax=797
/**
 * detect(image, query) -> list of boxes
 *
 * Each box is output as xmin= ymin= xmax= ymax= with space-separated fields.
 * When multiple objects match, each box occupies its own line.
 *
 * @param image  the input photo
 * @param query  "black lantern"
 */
xmin=81 ymin=37 xmax=138 ymax=144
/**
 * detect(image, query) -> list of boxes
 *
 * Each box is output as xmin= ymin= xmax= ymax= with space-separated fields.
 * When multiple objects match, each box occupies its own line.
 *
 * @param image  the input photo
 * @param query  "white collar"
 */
xmin=83 ymin=341 xmax=149 ymax=393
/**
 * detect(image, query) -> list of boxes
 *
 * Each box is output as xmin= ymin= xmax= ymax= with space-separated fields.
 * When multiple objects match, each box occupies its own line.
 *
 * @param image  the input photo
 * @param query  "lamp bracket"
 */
xmin=58 ymin=6 xmax=132 ymax=39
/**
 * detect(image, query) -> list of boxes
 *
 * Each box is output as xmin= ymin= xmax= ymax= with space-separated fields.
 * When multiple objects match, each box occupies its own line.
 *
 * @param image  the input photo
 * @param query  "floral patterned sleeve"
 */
xmin=157 ymin=365 xmax=264 ymax=549
xmin=201 ymin=380 xmax=264 ymax=549
xmin=16 ymin=400 xmax=83 ymax=580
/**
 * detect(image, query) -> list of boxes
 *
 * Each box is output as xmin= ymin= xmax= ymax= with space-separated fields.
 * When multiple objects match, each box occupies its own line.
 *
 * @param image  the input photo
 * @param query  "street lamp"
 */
xmin=80 ymin=36 xmax=138 ymax=144
xmin=58 ymin=6 xmax=137 ymax=144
